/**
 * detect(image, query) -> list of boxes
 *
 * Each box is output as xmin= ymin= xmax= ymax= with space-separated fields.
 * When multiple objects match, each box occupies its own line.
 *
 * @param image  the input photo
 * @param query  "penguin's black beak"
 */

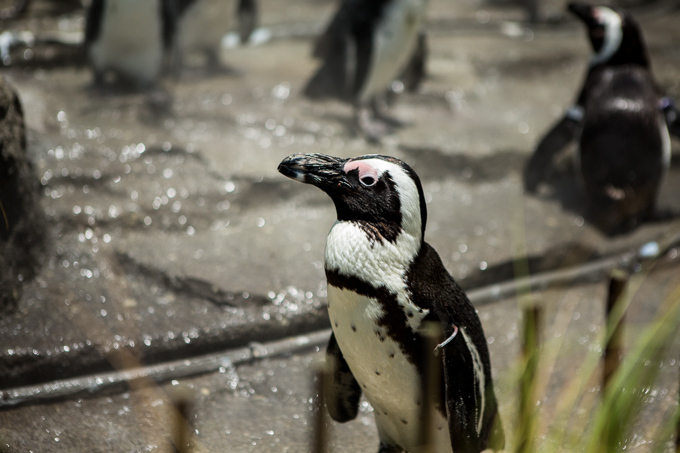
xmin=278 ymin=153 xmax=350 ymax=190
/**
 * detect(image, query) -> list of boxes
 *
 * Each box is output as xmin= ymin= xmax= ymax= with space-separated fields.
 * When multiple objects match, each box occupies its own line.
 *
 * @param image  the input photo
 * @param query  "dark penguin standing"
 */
xmin=278 ymin=153 xmax=504 ymax=453
xmin=303 ymin=0 xmax=428 ymax=142
xmin=85 ymin=0 xmax=176 ymax=87
xmin=524 ymin=2 xmax=676 ymax=233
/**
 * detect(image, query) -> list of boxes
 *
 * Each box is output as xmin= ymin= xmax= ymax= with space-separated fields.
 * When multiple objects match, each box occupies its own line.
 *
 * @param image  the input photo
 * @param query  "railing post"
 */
xmin=603 ymin=269 xmax=629 ymax=391
xmin=170 ymin=386 xmax=194 ymax=453
xmin=418 ymin=321 xmax=444 ymax=452
xmin=311 ymin=361 xmax=329 ymax=453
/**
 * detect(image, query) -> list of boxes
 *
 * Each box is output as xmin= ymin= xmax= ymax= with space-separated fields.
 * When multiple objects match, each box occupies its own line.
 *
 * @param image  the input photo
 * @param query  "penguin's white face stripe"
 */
xmin=346 ymin=157 xmax=423 ymax=241
xmin=589 ymin=7 xmax=623 ymax=66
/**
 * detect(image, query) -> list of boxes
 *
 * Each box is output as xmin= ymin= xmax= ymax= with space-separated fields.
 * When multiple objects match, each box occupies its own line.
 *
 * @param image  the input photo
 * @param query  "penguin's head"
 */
xmin=568 ymin=2 xmax=648 ymax=67
xmin=278 ymin=153 xmax=427 ymax=242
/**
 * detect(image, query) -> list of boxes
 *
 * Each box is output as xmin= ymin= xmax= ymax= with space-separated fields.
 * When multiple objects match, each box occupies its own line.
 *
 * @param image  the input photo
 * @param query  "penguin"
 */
xmin=173 ymin=0 xmax=258 ymax=72
xmin=85 ymin=0 xmax=176 ymax=88
xmin=524 ymin=2 xmax=677 ymax=233
xmin=303 ymin=0 xmax=429 ymax=142
xmin=278 ymin=153 xmax=504 ymax=453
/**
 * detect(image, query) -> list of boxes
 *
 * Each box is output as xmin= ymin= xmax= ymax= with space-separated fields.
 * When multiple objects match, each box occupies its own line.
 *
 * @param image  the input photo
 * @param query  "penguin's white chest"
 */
xmin=89 ymin=0 xmax=164 ymax=84
xmin=359 ymin=0 xmax=427 ymax=103
xmin=660 ymin=116 xmax=672 ymax=172
xmin=327 ymin=284 xmax=452 ymax=452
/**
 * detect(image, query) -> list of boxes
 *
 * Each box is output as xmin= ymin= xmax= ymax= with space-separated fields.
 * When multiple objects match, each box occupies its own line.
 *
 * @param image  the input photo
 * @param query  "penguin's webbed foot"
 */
xmin=355 ymin=107 xmax=391 ymax=144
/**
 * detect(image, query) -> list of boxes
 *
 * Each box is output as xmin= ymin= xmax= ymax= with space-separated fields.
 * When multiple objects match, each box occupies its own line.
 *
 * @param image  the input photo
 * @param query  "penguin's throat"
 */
xmin=351 ymin=219 xmax=402 ymax=244
xmin=324 ymin=220 xmax=421 ymax=286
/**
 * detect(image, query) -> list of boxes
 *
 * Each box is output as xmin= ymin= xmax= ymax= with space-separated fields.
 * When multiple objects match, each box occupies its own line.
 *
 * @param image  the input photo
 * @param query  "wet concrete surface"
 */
xmin=0 ymin=0 xmax=679 ymax=451
xmin=1 ymin=261 xmax=678 ymax=452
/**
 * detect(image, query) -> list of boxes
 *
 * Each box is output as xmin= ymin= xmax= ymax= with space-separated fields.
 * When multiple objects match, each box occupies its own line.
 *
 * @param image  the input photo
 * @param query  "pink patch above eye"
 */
xmin=344 ymin=161 xmax=379 ymax=181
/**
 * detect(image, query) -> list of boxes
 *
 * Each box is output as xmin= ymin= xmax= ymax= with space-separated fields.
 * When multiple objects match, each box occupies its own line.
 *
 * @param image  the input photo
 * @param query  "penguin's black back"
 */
xmin=304 ymin=0 xmax=392 ymax=100
xmin=84 ymin=0 xmax=105 ymax=45
xmin=579 ymin=65 xmax=666 ymax=226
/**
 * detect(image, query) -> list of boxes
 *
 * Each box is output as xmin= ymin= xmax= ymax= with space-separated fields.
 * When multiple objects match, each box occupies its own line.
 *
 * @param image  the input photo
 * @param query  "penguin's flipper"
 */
xmin=161 ymin=0 xmax=181 ymax=50
xmin=303 ymin=38 xmax=351 ymax=100
xmin=524 ymin=109 xmax=582 ymax=192
xmin=311 ymin=0 xmax=354 ymax=60
xmin=237 ymin=0 xmax=258 ymax=44
xmin=661 ymin=97 xmax=680 ymax=138
xmin=408 ymin=243 xmax=504 ymax=451
xmin=439 ymin=327 xmax=482 ymax=452
xmin=305 ymin=0 xmax=381 ymax=101
xmin=324 ymin=332 xmax=362 ymax=423
xmin=303 ymin=1 xmax=355 ymax=100
xmin=84 ymin=0 xmax=105 ymax=46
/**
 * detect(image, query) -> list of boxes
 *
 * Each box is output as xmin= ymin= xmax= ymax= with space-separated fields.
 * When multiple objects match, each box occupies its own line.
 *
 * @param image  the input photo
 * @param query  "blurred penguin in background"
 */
xmin=85 ymin=0 xmax=176 ymax=89
xmin=0 ymin=0 xmax=84 ymax=20
xmin=304 ymin=0 xmax=429 ymax=143
xmin=524 ymin=2 xmax=680 ymax=234
xmin=174 ymin=0 xmax=258 ymax=74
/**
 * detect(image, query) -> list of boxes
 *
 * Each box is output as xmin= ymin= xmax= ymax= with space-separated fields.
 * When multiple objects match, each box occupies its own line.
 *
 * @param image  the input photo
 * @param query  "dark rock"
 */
xmin=0 ymin=75 xmax=45 ymax=315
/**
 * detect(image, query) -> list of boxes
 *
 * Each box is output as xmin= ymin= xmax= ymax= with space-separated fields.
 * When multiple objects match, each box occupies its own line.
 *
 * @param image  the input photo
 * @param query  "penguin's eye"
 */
xmin=360 ymin=176 xmax=377 ymax=187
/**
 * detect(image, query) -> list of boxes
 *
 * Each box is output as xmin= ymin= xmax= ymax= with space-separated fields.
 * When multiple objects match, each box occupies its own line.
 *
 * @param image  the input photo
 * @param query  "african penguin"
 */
xmin=278 ymin=153 xmax=504 ymax=452
xmin=173 ymin=0 xmax=257 ymax=72
xmin=303 ymin=0 xmax=429 ymax=142
xmin=524 ymin=2 xmax=677 ymax=233
xmin=85 ymin=0 xmax=176 ymax=88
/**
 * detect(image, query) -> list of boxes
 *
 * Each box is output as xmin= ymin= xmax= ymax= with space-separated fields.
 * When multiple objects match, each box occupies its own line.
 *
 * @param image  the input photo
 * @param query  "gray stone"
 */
xmin=0 ymin=75 xmax=45 ymax=314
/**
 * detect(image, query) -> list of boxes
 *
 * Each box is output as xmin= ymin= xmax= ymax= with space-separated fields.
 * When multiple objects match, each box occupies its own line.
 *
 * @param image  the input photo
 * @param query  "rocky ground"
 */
xmin=0 ymin=0 xmax=679 ymax=451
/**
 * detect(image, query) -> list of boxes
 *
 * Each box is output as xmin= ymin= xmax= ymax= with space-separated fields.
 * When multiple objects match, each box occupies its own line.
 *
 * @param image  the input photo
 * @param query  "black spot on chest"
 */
xmin=326 ymin=269 xmax=431 ymax=374
xmin=354 ymin=220 xmax=402 ymax=244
